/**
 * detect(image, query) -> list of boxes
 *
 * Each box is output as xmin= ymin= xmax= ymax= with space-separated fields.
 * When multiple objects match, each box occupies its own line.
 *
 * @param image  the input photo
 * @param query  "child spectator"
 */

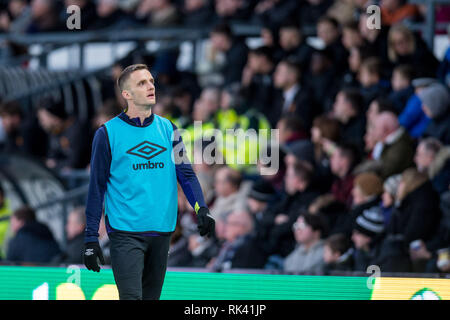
xmin=358 ymin=56 xmax=390 ymax=107
xmin=388 ymin=64 xmax=415 ymax=113
xmin=323 ymin=233 xmax=353 ymax=274
xmin=351 ymin=206 xmax=385 ymax=271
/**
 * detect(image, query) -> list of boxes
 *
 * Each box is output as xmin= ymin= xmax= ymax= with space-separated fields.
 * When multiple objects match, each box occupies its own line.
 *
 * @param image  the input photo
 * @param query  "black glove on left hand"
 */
xmin=83 ymin=242 xmax=105 ymax=272
xmin=197 ymin=207 xmax=215 ymax=238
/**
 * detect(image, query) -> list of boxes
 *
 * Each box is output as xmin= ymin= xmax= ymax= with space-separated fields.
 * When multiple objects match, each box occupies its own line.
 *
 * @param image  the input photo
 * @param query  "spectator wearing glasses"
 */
xmin=283 ymin=212 xmax=328 ymax=274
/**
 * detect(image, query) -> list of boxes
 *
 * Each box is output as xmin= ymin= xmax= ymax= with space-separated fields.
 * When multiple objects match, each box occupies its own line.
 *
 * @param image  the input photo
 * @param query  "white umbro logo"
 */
xmin=85 ymin=248 xmax=94 ymax=256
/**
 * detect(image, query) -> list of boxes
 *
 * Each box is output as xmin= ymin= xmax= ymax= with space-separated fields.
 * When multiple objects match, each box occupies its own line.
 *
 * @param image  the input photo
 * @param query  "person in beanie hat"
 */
xmin=248 ymin=179 xmax=277 ymax=204
xmin=354 ymin=207 xmax=385 ymax=239
xmin=419 ymin=83 xmax=450 ymax=119
xmin=419 ymin=83 xmax=450 ymax=144
xmin=247 ymin=179 xmax=278 ymax=230
xmin=351 ymin=206 xmax=385 ymax=271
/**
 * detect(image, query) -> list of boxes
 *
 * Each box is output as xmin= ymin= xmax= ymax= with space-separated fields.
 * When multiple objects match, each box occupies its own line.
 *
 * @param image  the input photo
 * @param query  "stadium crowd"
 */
xmin=0 ymin=0 xmax=450 ymax=275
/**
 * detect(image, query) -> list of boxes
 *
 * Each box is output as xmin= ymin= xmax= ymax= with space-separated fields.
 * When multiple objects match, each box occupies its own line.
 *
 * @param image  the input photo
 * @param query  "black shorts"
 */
xmin=109 ymin=231 xmax=171 ymax=300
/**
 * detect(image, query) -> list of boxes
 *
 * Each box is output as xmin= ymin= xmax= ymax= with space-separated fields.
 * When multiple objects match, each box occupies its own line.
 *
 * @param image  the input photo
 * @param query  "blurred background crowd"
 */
xmin=0 ymin=0 xmax=450 ymax=276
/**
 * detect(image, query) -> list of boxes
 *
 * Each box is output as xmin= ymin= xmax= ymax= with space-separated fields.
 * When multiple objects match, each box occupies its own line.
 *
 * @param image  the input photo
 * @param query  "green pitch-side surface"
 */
xmin=0 ymin=266 xmax=371 ymax=300
xmin=1 ymin=266 xmax=450 ymax=300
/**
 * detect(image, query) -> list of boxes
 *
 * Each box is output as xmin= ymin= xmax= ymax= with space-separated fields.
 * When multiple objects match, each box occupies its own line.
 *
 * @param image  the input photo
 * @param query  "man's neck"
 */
xmin=126 ymin=104 xmax=152 ymax=124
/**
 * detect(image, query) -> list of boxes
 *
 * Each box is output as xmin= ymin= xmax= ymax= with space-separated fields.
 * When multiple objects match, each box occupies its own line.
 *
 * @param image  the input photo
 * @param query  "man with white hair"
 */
xmin=210 ymin=210 xmax=266 ymax=271
xmin=371 ymin=111 xmax=415 ymax=179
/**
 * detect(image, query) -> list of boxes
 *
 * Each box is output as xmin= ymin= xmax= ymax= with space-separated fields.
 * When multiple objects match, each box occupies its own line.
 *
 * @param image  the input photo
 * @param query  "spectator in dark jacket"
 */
xmin=7 ymin=206 xmax=60 ymax=263
xmin=298 ymin=0 xmax=333 ymax=29
xmin=351 ymin=206 xmax=386 ymax=272
xmin=388 ymin=168 xmax=441 ymax=248
xmin=241 ymin=46 xmax=276 ymax=115
xmin=26 ymin=0 xmax=64 ymax=33
xmin=310 ymin=115 xmax=341 ymax=189
xmin=210 ymin=210 xmax=266 ymax=271
xmin=53 ymin=206 xmax=85 ymax=264
xmin=419 ymin=82 xmax=450 ymax=145
xmin=379 ymin=169 xmax=441 ymax=272
xmin=388 ymin=64 xmax=415 ymax=113
xmin=330 ymin=87 xmax=366 ymax=153
xmin=0 ymin=101 xmax=48 ymax=160
xmin=358 ymin=13 xmax=390 ymax=73
xmin=410 ymin=189 xmax=450 ymax=273
xmin=37 ymin=98 xmax=91 ymax=170
xmin=253 ymin=0 xmax=300 ymax=36
xmin=261 ymin=161 xmax=320 ymax=257
xmin=357 ymin=57 xmax=390 ymax=107
xmin=306 ymin=48 xmax=340 ymax=113
xmin=168 ymin=223 xmax=192 ymax=267
xmin=275 ymin=21 xmax=313 ymax=71
xmin=387 ymin=24 xmax=439 ymax=78
xmin=317 ymin=16 xmax=348 ymax=76
xmin=269 ymin=58 xmax=316 ymax=130
xmin=209 ymin=22 xmax=249 ymax=86
xmin=181 ymin=0 xmax=214 ymax=27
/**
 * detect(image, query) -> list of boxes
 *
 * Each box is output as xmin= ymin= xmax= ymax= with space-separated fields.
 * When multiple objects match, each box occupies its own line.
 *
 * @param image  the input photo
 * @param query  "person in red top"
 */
xmin=329 ymin=142 xmax=361 ymax=208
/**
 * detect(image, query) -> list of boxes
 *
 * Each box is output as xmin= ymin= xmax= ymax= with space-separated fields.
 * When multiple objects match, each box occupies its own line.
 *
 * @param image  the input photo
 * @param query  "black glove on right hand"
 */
xmin=197 ymin=207 xmax=215 ymax=237
xmin=83 ymin=242 xmax=105 ymax=272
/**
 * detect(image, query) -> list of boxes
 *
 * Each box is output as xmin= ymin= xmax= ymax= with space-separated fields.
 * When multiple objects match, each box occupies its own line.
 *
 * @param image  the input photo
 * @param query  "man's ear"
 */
xmin=121 ymin=89 xmax=131 ymax=100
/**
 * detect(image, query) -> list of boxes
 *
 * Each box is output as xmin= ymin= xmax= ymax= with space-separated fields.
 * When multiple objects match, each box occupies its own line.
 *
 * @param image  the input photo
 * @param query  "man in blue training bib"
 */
xmin=83 ymin=64 xmax=215 ymax=300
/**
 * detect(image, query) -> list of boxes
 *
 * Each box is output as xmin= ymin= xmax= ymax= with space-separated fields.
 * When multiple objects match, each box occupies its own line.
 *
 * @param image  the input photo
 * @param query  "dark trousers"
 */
xmin=109 ymin=232 xmax=171 ymax=300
